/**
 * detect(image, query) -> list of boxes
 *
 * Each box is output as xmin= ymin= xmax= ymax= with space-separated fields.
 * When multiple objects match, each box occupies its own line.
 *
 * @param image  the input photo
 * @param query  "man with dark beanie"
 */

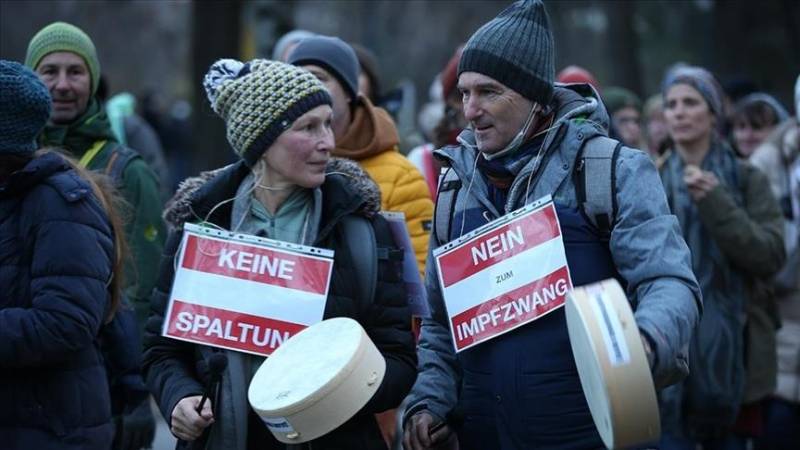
xmin=24 ymin=22 xmax=161 ymax=450
xmin=288 ymin=36 xmax=433 ymax=278
xmin=402 ymin=1 xmax=701 ymax=449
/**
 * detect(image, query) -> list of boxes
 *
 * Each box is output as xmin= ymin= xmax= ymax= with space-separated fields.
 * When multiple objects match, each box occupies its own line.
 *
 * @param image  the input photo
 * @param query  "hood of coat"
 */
xmin=332 ymin=96 xmax=400 ymax=160
xmin=163 ymin=157 xmax=381 ymax=229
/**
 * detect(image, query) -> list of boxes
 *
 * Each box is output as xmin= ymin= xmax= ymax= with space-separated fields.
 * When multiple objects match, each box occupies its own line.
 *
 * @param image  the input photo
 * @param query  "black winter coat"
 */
xmin=143 ymin=159 xmax=417 ymax=449
xmin=0 ymin=152 xmax=115 ymax=449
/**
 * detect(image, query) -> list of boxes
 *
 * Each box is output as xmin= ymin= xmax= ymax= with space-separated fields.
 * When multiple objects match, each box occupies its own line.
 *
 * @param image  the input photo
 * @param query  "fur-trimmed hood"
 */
xmin=163 ymin=157 xmax=381 ymax=229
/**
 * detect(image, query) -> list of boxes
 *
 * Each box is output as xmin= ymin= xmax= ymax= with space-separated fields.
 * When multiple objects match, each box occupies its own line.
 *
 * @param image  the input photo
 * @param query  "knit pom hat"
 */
xmin=458 ymin=0 xmax=554 ymax=105
xmin=25 ymin=22 xmax=101 ymax=95
xmin=204 ymin=59 xmax=332 ymax=167
xmin=0 ymin=60 xmax=52 ymax=155
xmin=287 ymin=36 xmax=360 ymax=101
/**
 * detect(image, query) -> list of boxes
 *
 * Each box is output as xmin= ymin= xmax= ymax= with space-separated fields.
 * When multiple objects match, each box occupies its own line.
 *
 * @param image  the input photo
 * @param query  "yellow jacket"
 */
xmin=334 ymin=97 xmax=434 ymax=277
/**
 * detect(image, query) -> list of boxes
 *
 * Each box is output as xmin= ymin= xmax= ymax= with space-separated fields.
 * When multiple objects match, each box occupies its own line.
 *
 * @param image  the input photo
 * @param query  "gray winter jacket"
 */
xmin=404 ymin=84 xmax=702 ymax=423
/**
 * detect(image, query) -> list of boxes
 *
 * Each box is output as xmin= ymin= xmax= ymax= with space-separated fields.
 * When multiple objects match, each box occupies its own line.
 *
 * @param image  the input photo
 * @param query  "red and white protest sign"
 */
xmin=163 ymin=223 xmax=334 ymax=356
xmin=434 ymin=197 xmax=572 ymax=352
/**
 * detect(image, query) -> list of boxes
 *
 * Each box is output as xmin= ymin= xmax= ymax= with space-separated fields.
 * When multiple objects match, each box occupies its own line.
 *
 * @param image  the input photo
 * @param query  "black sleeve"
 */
xmin=141 ymin=229 xmax=204 ymax=425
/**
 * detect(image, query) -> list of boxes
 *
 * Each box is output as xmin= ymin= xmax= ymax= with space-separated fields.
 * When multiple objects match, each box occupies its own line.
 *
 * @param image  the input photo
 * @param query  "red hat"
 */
xmin=556 ymin=65 xmax=600 ymax=93
xmin=440 ymin=45 xmax=464 ymax=99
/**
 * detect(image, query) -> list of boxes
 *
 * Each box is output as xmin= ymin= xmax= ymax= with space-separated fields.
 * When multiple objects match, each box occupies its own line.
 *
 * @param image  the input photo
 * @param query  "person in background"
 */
xmin=271 ymin=29 xmax=315 ymax=62
xmin=288 ymin=36 xmax=434 ymax=277
xmin=403 ymin=2 xmax=701 ymax=449
xmin=731 ymin=93 xmax=789 ymax=158
xmin=25 ymin=21 xmax=165 ymax=327
xmin=25 ymin=22 xmax=160 ymax=449
xmin=657 ymin=65 xmax=785 ymax=450
xmin=352 ymin=43 xmax=382 ymax=106
xmin=0 ymin=59 xmax=122 ymax=450
xmin=604 ymin=86 xmax=646 ymax=150
xmin=143 ymin=58 xmax=416 ymax=450
xmin=408 ymin=45 xmax=466 ymax=199
xmin=97 ymin=76 xmax=172 ymax=201
xmin=750 ymin=75 xmax=800 ymax=450
xmin=644 ymin=93 xmax=670 ymax=164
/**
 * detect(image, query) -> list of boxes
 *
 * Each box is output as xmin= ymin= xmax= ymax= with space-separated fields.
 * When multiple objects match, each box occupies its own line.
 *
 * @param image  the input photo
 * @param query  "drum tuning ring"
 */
xmin=367 ymin=372 xmax=378 ymax=386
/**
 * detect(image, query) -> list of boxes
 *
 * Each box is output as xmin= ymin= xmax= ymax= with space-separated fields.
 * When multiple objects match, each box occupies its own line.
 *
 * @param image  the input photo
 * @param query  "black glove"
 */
xmin=113 ymin=399 xmax=156 ymax=450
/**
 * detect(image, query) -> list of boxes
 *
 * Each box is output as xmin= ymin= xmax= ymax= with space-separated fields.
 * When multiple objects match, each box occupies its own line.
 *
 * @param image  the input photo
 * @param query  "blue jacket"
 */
xmin=404 ymin=84 xmax=702 ymax=449
xmin=0 ymin=152 xmax=115 ymax=450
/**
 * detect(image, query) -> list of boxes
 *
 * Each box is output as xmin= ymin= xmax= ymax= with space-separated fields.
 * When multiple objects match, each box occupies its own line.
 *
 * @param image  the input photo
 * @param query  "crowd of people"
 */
xmin=2 ymin=1 xmax=798 ymax=449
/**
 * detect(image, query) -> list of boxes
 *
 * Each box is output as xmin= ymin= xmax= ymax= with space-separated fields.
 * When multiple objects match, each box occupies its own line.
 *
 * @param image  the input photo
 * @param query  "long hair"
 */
xmin=37 ymin=148 xmax=129 ymax=323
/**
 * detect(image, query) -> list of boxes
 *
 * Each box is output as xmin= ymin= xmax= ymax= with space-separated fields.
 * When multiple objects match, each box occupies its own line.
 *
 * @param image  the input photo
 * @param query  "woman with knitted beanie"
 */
xmin=0 ymin=60 xmax=126 ymax=450
xmin=142 ymin=59 xmax=416 ymax=450
xmin=657 ymin=66 xmax=786 ymax=450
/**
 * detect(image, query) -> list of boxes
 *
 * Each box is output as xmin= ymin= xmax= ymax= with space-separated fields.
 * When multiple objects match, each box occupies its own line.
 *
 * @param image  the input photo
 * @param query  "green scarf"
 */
xmin=40 ymin=98 xmax=117 ymax=158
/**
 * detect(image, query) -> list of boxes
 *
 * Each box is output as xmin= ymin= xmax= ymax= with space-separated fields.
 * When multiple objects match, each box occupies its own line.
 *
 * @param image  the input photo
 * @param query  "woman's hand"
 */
xmin=683 ymin=165 xmax=719 ymax=202
xmin=170 ymin=395 xmax=214 ymax=441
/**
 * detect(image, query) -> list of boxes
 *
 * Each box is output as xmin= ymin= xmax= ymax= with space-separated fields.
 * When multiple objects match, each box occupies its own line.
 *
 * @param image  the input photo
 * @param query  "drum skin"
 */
xmin=566 ymin=279 xmax=660 ymax=449
xmin=248 ymin=317 xmax=386 ymax=443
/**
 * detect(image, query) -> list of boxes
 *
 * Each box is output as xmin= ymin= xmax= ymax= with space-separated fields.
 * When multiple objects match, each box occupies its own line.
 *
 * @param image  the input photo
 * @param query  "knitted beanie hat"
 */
xmin=458 ymin=0 xmax=554 ymax=104
xmin=603 ymin=86 xmax=642 ymax=114
xmin=287 ymin=36 xmax=360 ymax=100
xmin=440 ymin=45 xmax=464 ymax=99
xmin=25 ymin=22 xmax=101 ymax=95
xmin=662 ymin=65 xmax=723 ymax=118
xmin=0 ymin=60 xmax=52 ymax=155
xmin=204 ymin=59 xmax=332 ymax=167
xmin=556 ymin=65 xmax=600 ymax=93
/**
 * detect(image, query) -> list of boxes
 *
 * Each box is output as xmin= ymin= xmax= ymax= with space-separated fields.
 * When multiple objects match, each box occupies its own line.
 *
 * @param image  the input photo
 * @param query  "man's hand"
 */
xmin=683 ymin=165 xmax=719 ymax=202
xmin=170 ymin=395 xmax=214 ymax=442
xmin=403 ymin=411 xmax=457 ymax=450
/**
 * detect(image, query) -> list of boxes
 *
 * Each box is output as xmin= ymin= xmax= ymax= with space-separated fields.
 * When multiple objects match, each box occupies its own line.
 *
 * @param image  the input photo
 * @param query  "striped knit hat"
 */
xmin=458 ymin=0 xmax=554 ymax=104
xmin=204 ymin=59 xmax=332 ymax=166
xmin=25 ymin=22 xmax=101 ymax=95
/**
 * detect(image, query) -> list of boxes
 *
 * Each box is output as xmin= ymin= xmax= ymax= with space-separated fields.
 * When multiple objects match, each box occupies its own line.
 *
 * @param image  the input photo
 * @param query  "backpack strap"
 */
xmin=104 ymin=144 xmax=141 ymax=189
xmin=433 ymin=167 xmax=461 ymax=246
xmin=340 ymin=215 xmax=377 ymax=304
xmin=574 ymin=135 xmax=622 ymax=236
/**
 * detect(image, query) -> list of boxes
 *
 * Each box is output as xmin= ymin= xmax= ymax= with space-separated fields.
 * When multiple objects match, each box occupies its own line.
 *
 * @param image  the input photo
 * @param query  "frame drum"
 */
xmin=248 ymin=317 xmax=386 ymax=443
xmin=566 ymin=279 xmax=660 ymax=449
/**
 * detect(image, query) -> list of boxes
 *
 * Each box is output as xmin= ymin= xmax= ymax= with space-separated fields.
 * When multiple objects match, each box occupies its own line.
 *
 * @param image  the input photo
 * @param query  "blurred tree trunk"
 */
xmin=603 ymin=0 xmax=642 ymax=96
xmin=191 ymin=0 xmax=242 ymax=174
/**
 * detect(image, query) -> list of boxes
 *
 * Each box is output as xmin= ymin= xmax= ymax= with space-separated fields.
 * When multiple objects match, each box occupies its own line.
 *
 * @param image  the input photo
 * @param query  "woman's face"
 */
xmin=664 ymin=83 xmax=715 ymax=148
xmin=733 ymin=119 xmax=774 ymax=158
xmin=262 ymin=105 xmax=334 ymax=189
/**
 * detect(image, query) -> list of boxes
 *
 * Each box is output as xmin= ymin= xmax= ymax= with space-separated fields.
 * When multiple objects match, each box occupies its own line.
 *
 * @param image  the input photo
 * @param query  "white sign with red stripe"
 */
xmin=163 ymin=223 xmax=334 ymax=356
xmin=434 ymin=196 xmax=573 ymax=352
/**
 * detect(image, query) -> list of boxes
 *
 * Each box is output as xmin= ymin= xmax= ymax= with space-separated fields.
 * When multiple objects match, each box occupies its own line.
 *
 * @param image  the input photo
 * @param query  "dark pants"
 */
xmin=754 ymin=398 xmax=800 ymax=450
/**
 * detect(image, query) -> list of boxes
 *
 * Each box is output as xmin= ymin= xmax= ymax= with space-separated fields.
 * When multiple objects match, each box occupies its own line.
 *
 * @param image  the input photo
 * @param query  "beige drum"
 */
xmin=566 ymin=279 xmax=660 ymax=449
xmin=248 ymin=317 xmax=386 ymax=443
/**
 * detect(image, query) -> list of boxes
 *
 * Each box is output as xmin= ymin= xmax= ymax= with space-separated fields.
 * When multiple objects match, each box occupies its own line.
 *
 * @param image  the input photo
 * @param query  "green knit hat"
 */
xmin=25 ymin=22 xmax=101 ymax=94
xmin=204 ymin=58 xmax=332 ymax=166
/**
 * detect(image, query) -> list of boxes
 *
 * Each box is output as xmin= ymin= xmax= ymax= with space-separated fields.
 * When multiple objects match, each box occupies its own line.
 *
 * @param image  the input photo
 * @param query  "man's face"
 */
xmin=612 ymin=106 xmax=642 ymax=148
xmin=301 ymin=64 xmax=351 ymax=141
xmin=36 ymin=51 xmax=92 ymax=125
xmin=458 ymin=71 xmax=533 ymax=154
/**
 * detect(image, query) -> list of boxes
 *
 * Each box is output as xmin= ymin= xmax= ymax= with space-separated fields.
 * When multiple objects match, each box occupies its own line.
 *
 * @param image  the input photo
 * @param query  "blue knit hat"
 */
xmin=0 ymin=60 xmax=52 ymax=155
xmin=458 ymin=0 xmax=555 ymax=104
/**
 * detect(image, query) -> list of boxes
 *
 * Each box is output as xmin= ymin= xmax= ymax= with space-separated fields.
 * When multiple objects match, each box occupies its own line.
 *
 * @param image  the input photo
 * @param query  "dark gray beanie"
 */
xmin=287 ymin=36 xmax=360 ymax=100
xmin=458 ymin=0 xmax=554 ymax=104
